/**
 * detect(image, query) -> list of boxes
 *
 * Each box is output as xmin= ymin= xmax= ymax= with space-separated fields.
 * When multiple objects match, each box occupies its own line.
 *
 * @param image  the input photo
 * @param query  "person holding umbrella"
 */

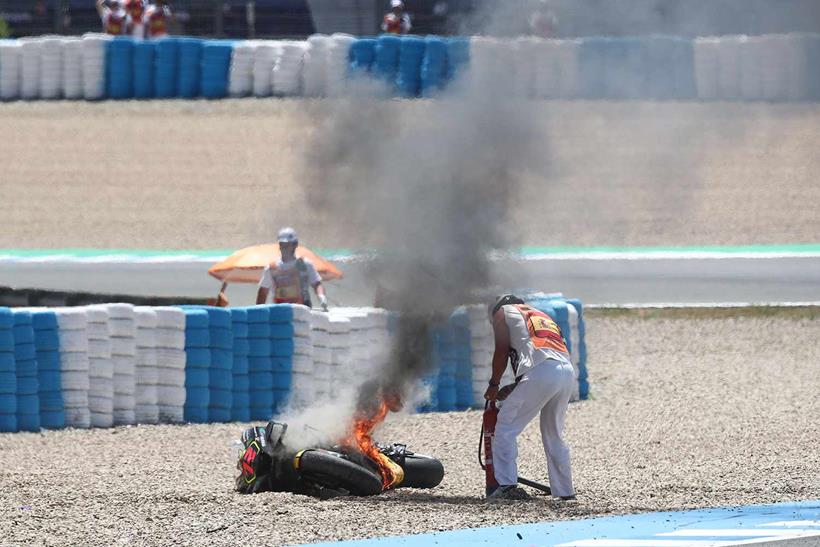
xmin=256 ymin=227 xmax=328 ymax=311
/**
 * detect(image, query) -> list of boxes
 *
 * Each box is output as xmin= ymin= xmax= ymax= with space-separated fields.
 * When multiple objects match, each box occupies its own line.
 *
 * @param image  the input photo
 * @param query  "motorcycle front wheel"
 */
xmin=398 ymin=453 xmax=445 ymax=489
xmin=295 ymin=449 xmax=384 ymax=496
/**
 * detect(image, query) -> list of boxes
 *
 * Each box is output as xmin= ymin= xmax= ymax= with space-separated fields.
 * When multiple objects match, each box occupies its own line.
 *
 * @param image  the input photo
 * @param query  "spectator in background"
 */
xmin=382 ymin=0 xmax=412 ymax=35
xmin=125 ymin=0 xmax=146 ymax=38
xmin=144 ymin=0 xmax=175 ymax=38
xmin=96 ymin=0 xmax=127 ymax=35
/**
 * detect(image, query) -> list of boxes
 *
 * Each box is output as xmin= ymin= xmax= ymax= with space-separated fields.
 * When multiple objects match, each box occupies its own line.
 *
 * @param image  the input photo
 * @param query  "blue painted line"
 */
xmin=303 ymin=500 xmax=820 ymax=547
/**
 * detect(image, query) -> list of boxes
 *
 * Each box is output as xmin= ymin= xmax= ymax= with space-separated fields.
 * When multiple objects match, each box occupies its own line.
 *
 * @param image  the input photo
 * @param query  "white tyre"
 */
xmin=90 ymin=411 xmax=114 ymax=429
xmin=157 ymin=386 xmax=186 ymax=407
xmin=113 ymin=374 xmax=135 ymax=395
xmin=60 ymin=350 xmax=90 ymax=372
xmin=113 ymin=409 xmax=135 ymax=426
xmin=136 ymin=348 xmax=158 ymax=367
xmin=61 ymin=370 xmax=90 ymax=391
xmin=62 ymin=389 xmax=89 ymax=407
xmin=136 ymin=328 xmax=156 ymax=349
xmin=154 ymin=307 xmax=185 ymax=329
xmin=135 ymin=407 xmax=159 ymax=425
xmin=312 ymin=347 xmax=332 ymax=365
xmin=59 ymin=330 xmax=89 ymax=353
xmin=55 ymin=309 xmax=88 ymax=330
xmin=88 ymin=339 xmax=111 ymax=359
xmin=135 ymin=384 xmax=158 ymax=405
xmin=111 ymin=337 xmax=136 ymax=357
xmin=88 ymin=378 xmax=114 ymax=399
xmin=89 ymin=357 xmax=114 ymax=379
xmin=157 ymin=367 xmax=185 ymax=387
xmin=293 ymin=336 xmax=312 ymax=356
xmin=112 ymin=355 xmax=135 ymax=376
xmin=109 ymin=320 xmax=135 ymax=339
xmin=134 ymin=307 xmax=159 ymax=329
xmin=135 ymin=365 xmax=160 ymax=385
xmin=87 ymin=322 xmax=110 ymax=340
xmin=292 ymin=354 xmax=313 ymax=373
xmin=84 ymin=305 xmax=110 ymax=324
xmin=65 ymin=407 xmax=91 ymax=429
xmin=156 ymin=349 xmax=185 ymax=369
xmin=105 ymin=303 xmax=135 ymax=320
xmin=158 ymin=405 xmax=184 ymax=424
xmin=88 ymin=395 xmax=113 ymax=414
xmin=155 ymin=328 xmax=185 ymax=350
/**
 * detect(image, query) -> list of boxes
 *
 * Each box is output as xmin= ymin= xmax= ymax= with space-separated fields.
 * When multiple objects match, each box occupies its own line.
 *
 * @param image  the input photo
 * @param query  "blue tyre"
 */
xmin=0 ymin=331 xmax=14 ymax=351
xmin=209 ymin=369 xmax=232 ymax=388
xmin=16 ymin=394 xmax=39 ymax=415
xmin=232 ymin=338 xmax=250 ymax=357
xmin=231 ymin=322 xmax=249 ymax=339
xmin=247 ymin=323 xmax=270 ymax=338
xmin=229 ymin=308 xmax=249 ymax=323
xmin=267 ymin=305 xmax=294 ymax=324
xmin=233 ymin=356 xmax=249 ymax=375
xmin=0 ymin=352 xmax=14 ymax=372
xmin=184 ymin=328 xmax=210 ymax=348
xmin=248 ymin=373 xmax=273 ymax=390
xmin=35 ymin=351 xmax=60 ymax=370
xmin=13 ymin=325 xmax=35 ymax=344
xmin=183 ymin=405 xmax=209 ymax=423
xmin=38 ymin=370 xmax=61 ymax=392
xmin=232 ymin=374 xmax=250 ymax=392
xmin=271 ymin=358 xmax=293 ymax=372
xmin=184 ymin=368 xmax=209 ymax=388
xmin=208 ymin=406 xmax=231 ymax=423
xmin=272 ymin=371 xmax=292 ymax=390
xmin=15 ymin=344 xmax=36 ymax=362
xmin=39 ymin=391 xmax=64 ymax=411
xmin=270 ymin=339 xmax=294 ymax=358
xmin=17 ymin=413 xmax=40 ymax=432
xmin=0 ymin=308 xmax=12 ymax=328
xmin=16 ymin=375 xmax=39 ymax=395
xmin=0 ymin=413 xmax=17 ymax=432
xmin=183 ymin=309 xmax=209 ymax=329
xmin=0 ymin=394 xmax=16 ymax=413
xmin=31 ymin=312 xmax=58 ymax=330
xmin=34 ymin=330 xmax=59 ymax=352
xmin=269 ymin=323 xmax=294 ymax=339
xmin=248 ymin=357 xmax=271 ymax=373
xmin=40 ymin=410 xmax=65 ymax=429
xmin=185 ymin=348 xmax=211 ymax=367
xmin=244 ymin=306 xmax=269 ymax=324
xmin=247 ymin=337 xmax=270 ymax=357
xmin=0 ymin=372 xmax=16 ymax=394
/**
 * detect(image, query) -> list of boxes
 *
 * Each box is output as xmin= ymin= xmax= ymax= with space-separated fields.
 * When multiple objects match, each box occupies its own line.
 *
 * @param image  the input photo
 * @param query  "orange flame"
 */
xmin=348 ymin=400 xmax=404 ymax=490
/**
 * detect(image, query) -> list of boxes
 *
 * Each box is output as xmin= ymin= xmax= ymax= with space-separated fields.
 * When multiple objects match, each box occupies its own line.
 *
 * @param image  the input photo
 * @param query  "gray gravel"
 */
xmin=1 ymin=311 xmax=818 ymax=546
xmin=1 ymin=100 xmax=819 ymax=249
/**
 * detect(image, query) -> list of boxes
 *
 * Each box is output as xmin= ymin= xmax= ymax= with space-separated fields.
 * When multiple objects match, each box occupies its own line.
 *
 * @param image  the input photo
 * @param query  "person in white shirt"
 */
xmin=484 ymin=294 xmax=577 ymax=502
xmin=124 ymin=0 xmax=146 ymax=38
xmin=382 ymin=0 xmax=412 ymax=34
xmin=256 ymin=227 xmax=328 ymax=311
xmin=144 ymin=0 xmax=174 ymax=38
xmin=96 ymin=0 xmax=127 ymax=35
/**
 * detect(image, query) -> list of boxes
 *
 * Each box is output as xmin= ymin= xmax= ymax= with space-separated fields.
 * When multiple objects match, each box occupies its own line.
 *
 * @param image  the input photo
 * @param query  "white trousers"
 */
xmin=493 ymin=359 xmax=576 ymax=497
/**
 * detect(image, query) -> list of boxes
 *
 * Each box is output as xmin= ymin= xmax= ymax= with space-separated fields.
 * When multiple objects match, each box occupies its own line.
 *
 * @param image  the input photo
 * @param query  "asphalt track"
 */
xmin=1 ymin=251 xmax=819 ymax=307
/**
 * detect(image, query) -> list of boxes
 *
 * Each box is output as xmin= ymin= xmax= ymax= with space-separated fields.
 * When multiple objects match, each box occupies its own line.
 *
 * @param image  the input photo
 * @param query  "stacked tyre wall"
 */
xmin=2 ymin=33 xmax=820 ymax=102
xmin=0 ymin=299 xmax=587 ymax=432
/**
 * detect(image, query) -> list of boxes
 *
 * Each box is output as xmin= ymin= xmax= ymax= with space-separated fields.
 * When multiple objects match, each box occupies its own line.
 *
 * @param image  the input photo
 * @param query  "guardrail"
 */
xmin=2 ymin=32 xmax=820 ymax=102
xmin=0 ymin=296 xmax=587 ymax=432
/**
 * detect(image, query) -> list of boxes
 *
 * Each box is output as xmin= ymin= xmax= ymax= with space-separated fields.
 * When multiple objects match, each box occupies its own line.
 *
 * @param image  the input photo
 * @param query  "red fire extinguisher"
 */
xmin=479 ymin=399 xmax=553 ymax=497
xmin=480 ymin=400 xmax=500 ymax=496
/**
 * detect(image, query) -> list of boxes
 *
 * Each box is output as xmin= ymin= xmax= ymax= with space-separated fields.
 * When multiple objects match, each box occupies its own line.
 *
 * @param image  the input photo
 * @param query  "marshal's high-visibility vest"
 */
xmin=512 ymin=304 xmax=568 ymax=354
xmin=105 ymin=11 xmax=127 ymax=35
xmin=146 ymin=7 xmax=168 ymax=37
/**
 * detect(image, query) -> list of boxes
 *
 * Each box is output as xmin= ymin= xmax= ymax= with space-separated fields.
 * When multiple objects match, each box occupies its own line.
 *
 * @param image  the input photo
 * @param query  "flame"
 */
xmin=348 ymin=400 xmax=404 ymax=490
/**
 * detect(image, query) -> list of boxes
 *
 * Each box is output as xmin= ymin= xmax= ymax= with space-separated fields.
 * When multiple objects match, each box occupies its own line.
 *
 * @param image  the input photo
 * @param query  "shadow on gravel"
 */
xmin=348 ymin=492 xmax=483 ymax=505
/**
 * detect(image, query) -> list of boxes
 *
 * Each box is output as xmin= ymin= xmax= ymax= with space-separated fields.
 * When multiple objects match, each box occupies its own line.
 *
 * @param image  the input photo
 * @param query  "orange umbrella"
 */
xmin=208 ymin=243 xmax=344 ymax=284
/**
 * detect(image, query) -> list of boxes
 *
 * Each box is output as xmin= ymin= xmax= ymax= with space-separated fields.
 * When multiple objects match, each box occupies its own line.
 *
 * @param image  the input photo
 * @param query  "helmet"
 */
xmin=277 ymin=227 xmax=298 ymax=244
xmin=391 ymin=0 xmax=404 ymax=8
xmin=488 ymin=294 xmax=525 ymax=318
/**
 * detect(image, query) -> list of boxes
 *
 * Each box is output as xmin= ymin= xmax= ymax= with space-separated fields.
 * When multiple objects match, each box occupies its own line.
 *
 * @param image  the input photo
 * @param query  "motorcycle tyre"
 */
xmin=297 ymin=449 xmax=383 ymax=496
xmin=398 ymin=453 xmax=445 ymax=489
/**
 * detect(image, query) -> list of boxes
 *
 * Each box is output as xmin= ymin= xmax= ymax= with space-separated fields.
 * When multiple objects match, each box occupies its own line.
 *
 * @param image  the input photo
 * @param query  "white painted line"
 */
xmin=759 ymin=521 xmax=820 ymax=527
xmin=557 ymin=540 xmax=739 ymax=547
xmin=660 ymin=529 xmax=818 ymax=537
xmin=516 ymin=252 xmax=820 ymax=261
xmin=586 ymin=302 xmax=820 ymax=309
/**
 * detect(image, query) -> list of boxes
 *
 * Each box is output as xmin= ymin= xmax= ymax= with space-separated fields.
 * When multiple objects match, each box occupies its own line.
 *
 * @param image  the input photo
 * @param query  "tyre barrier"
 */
xmin=0 ymin=298 xmax=587 ymax=432
xmin=3 ymin=32 xmax=820 ymax=102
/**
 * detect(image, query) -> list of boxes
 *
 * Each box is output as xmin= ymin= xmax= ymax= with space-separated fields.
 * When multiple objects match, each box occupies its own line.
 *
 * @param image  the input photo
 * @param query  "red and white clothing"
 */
xmin=258 ymin=258 xmax=321 ymax=305
xmin=381 ymin=12 xmax=412 ymax=34
xmin=125 ymin=0 xmax=146 ymax=38
xmin=144 ymin=4 xmax=171 ymax=38
xmin=101 ymin=7 xmax=127 ymax=35
xmin=492 ymin=304 xmax=576 ymax=497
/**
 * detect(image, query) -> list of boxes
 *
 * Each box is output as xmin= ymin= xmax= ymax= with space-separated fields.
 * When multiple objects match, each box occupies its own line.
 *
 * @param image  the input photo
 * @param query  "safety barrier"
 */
xmin=0 ymin=299 xmax=587 ymax=432
xmin=2 ymin=32 xmax=820 ymax=102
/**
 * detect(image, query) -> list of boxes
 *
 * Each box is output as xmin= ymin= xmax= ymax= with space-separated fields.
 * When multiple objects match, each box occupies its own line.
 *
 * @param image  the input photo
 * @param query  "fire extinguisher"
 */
xmin=479 ymin=400 xmax=500 ymax=496
xmin=478 ymin=399 xmax=553 ymax=497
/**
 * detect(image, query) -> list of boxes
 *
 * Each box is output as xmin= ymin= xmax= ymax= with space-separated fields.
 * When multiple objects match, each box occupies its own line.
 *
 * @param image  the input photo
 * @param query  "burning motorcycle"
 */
xmin=234 ymin=418 xmax=445 ymax=498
